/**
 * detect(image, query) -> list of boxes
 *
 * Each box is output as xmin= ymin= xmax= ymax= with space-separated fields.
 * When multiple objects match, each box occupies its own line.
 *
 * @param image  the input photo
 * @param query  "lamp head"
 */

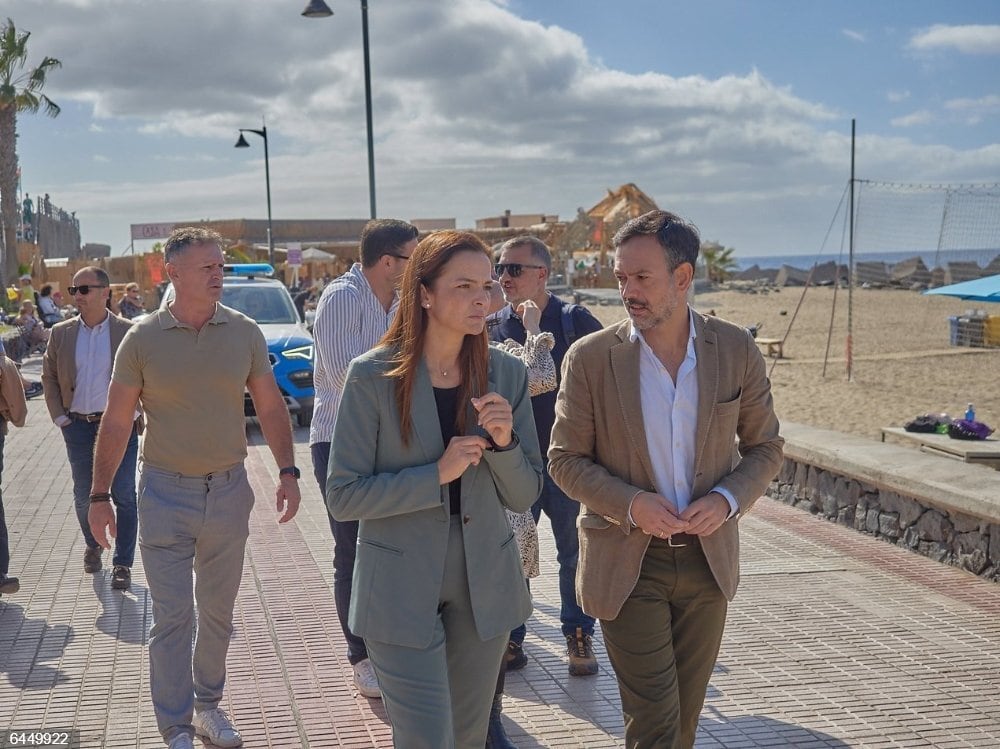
xmin=234 ymin=133 xmax=250 ymax=148
xmin=302 ymin=0 xmax=333 ymax=18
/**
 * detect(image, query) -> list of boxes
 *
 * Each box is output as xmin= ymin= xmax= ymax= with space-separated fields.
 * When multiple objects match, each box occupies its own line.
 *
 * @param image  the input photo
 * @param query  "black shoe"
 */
xmin=566 ymin=627 xmax=599 ymax=676
xmin=484 ymin=695 xmax=517 ymax=749
xmin=0 ymin=575 xmax=19 ymax=595
xmin=504 ymin=640 xmax=527 ymax=672
xmin=111 ymin=565 xmax=131 ymax=591
xmin=83 ymin=546 xmax=103 ymax=574
xmin=24 ymin=381 xmax=43 ymax=399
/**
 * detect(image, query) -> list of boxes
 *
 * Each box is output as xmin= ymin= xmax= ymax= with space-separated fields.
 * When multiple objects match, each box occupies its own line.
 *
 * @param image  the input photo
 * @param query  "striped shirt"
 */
xmin=309 ymin=264 xmax=397 ymax=445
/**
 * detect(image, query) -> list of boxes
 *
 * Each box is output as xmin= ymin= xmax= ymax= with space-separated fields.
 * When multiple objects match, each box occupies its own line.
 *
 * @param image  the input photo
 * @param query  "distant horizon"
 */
xmin=734 ymin=247 xmax=1000 ymax=271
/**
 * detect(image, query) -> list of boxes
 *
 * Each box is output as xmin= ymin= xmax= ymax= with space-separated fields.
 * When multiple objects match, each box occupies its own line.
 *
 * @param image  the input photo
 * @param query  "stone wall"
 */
xmin=768 ymin=458 xmax=1000 ymax=581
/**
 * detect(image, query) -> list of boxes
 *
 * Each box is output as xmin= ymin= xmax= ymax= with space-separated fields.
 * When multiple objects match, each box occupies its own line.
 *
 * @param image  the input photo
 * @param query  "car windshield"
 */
xmin=221 ymin=285 xmax=298 ymax=324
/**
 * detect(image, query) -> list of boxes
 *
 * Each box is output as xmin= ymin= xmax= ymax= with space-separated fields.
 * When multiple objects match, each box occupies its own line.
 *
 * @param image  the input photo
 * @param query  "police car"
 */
xmin=158 ymin=263 xmax=314 ymax=426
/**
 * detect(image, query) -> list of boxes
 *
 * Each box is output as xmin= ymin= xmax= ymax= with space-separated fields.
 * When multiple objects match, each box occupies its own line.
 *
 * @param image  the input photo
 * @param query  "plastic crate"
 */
xmin=955 ymin=316 xmax=985 ymax=347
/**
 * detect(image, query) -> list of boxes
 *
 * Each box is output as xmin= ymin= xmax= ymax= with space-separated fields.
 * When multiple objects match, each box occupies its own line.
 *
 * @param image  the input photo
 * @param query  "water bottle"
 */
xmin=965 ymin=403 xmax=976 ymax=421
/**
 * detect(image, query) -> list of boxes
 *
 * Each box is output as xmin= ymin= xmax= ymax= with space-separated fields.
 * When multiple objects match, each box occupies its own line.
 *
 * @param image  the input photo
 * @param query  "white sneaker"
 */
xmin=193 ymin=707 xmax=243 ymax=747
xmin=353 ymin=658 xmax=382 ymax=699
xmin=167 ymin=734 xmax=193 ymax=749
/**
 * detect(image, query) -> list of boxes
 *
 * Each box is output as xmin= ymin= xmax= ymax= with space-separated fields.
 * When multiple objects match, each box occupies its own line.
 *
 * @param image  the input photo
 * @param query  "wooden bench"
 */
xmin=880 ymin=427 xmax=1000 ymax=470
xmin=755 ymin=337 xmax=784 ymax=358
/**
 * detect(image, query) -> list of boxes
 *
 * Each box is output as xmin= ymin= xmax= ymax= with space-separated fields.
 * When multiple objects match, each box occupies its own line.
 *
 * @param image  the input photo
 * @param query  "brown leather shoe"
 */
xmin=0 ymin=575 xmax=19 ymax=595
xmin=83 ymin=546 xmax=103 ymax=574
xmin=566 ymin=627 xmax=599 ymax=676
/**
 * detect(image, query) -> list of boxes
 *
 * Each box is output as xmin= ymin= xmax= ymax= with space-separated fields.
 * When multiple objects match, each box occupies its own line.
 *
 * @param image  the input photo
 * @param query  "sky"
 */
xmin=6 ymin=0 xmax=1000 ymax=258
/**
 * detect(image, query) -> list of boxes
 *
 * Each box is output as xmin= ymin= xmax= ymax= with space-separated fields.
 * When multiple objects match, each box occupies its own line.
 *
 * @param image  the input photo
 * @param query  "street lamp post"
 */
xmin=302 ymin=0 xmax=377 ymax=220
xmin=234 ymin=124 xmax=275 ymax=267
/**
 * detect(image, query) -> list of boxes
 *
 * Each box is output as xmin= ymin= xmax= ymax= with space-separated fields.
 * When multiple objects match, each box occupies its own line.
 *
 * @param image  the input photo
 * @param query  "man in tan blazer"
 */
xmin=43 ymin=266 xmax=139 ymax=590
xmin=548 ymin=210 xmax=783 ymax=749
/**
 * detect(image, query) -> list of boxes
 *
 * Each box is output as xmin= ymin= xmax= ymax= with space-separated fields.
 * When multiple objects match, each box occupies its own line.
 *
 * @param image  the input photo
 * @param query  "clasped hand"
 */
xmin=631 ymin=491 xmax=730 ymax=538
xmin=436 ymin=392 xmax=513 ymax=485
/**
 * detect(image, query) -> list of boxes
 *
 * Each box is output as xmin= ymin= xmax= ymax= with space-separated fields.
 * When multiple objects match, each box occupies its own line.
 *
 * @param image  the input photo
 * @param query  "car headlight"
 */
xmin=283 ymin=344 xmax=313 ymax=361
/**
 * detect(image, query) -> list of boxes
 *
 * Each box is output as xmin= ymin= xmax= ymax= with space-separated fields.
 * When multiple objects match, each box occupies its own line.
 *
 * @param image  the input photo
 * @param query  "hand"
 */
xmin=517 ymin=299 xmax=542 ymax=334
xmin=680 ymin=492 xmax=731 ymax=536
xmin=630 ymin=491 xmax=688 ymax=538
xmin=438 ymin=435 xmax=490 ymax=484
xmin=88 ymin=502 xmax=117 ymax=550
xmin=275 ymin=477 xmax=301 ymax=524
xmin=471 ymin=392 xmax=513 ymax=447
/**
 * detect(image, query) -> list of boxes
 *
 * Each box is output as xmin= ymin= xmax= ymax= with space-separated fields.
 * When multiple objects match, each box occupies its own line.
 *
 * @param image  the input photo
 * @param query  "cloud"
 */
xmin=891 ymin=110 xmax=933 ymax=127
xmin=7 ymin=0 xmax=1000 ymax=258
xmin=945 ymin=94 xmax=1000 ymax=111
xmin=842 ymin=29 xmax=866 ymax=42
xmin=944 ymin=94 xmax=1000 ymax=125
xmin=887 ymin=90 xmax=910 ymax=103
xmin=908 ymin=24 xmax=1000 ymax=55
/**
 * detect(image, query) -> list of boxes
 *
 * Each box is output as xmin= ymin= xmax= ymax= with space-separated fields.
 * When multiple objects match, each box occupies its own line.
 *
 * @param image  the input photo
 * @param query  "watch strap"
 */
xmin=279 ymin=466 xmax=301 ymax=479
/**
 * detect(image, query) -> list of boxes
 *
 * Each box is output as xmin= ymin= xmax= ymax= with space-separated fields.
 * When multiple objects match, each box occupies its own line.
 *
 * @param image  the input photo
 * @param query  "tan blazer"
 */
xmin=42 ymin=313 xmax=134 ymax=421
xmin=0 ymin=355 xmax=28 ymax=434
xmin=547 ymin=313 xmax=784 ymax=620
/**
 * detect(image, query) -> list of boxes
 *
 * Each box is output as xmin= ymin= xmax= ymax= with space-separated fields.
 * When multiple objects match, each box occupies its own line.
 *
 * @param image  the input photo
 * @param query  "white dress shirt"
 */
xmin=309 ymin=264 xmax=398 ymax=446
xmin=630 ymin=309 xmax=738 ymax=520
xmin=70 ymin=313 xmax=113 ymax=415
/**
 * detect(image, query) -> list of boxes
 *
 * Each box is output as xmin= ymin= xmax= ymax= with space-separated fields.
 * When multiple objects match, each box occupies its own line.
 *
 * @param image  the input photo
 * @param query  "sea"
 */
xmin=735 ymin=248 xmax=999 ymax=272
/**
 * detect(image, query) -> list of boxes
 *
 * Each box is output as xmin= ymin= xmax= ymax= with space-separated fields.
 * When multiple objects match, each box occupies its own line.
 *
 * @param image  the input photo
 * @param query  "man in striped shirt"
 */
xmin=309 ymin=219 xmax=419 ymax=699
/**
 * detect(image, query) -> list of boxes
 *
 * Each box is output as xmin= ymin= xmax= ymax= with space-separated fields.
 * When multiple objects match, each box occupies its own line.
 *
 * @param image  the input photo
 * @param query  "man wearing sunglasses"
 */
xmin=42 ymin=266 xmax=139 ymax=591
xmin=488 ymin=235 xmax=603 ymax=677
xmin=310 ymin=218 xmax=418 ymax=699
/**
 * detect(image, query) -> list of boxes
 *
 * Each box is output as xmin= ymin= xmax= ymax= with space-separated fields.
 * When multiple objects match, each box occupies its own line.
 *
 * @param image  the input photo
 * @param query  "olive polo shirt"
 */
xmin=112 ymin=303 xmax=272 ymax=476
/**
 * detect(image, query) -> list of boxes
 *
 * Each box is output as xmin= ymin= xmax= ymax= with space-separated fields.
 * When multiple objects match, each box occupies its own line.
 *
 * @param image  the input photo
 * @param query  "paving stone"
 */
xmin=3 ymin=387 xmax=1000 ymax=746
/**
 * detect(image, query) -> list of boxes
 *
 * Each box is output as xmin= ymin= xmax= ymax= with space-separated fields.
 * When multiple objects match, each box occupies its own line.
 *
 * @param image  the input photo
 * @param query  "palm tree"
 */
xmin=700 ymin=241 xmax=738 ymax=283
xmin=0 ymin=18 xmax=61 ymax=287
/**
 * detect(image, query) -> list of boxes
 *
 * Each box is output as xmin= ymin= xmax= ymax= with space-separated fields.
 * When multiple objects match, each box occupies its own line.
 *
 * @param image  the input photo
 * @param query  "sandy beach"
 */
xmin=583 ymin=285 xmax=1000 ymax=442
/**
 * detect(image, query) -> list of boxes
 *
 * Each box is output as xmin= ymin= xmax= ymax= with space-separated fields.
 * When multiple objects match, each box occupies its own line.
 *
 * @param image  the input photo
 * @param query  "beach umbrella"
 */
xmin=301 ymin=247 xmax=336 ymax=262
xmin=923 ymin=273 xmax=1000 ymax=303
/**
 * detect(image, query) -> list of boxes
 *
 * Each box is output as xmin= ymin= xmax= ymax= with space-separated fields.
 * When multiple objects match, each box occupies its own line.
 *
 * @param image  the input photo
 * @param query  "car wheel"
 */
xmin=296 ymin=407 xmax=313 ymax=428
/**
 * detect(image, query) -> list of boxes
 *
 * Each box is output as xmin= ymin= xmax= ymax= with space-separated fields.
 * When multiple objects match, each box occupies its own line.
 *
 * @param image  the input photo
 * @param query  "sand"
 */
xmin=582 ymin=285 xmax=1000 ymax=442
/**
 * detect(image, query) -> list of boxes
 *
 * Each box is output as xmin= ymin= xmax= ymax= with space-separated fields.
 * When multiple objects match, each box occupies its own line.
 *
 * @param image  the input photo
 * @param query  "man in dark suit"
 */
xmin=549 ymin=210 xmax=784 ymax=747
xmin=488 ymin=235 xmax=604 ymax=676
xmin=43 ymin=266 xmax=139 ymax=590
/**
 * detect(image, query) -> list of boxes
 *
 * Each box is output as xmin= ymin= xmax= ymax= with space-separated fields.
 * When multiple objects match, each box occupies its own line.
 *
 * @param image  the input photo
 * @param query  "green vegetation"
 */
xmin=0 ymin=17 xmax=61 ymax=287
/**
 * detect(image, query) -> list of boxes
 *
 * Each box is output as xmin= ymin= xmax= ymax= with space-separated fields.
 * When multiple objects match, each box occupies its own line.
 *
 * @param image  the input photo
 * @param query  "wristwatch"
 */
xmin=487 ymin=432 xmax=520 ymax=452
xmin=279 ymin=466 xmax=301 ymax=480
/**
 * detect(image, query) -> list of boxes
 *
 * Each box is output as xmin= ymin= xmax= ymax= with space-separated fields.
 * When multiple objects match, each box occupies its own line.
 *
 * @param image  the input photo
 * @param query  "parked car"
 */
xmin=158 ymin=263 xmax=314 ymax=426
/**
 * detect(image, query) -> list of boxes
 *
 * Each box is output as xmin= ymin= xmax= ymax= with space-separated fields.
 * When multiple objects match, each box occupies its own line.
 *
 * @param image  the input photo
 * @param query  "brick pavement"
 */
xmin=2 ymin=366 xmax=1000 ymax=747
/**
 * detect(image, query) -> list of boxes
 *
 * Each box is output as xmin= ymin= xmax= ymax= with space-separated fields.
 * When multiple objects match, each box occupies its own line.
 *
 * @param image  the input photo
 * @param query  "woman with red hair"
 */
xmin=327 ymin=231 xmax=543 ymax=748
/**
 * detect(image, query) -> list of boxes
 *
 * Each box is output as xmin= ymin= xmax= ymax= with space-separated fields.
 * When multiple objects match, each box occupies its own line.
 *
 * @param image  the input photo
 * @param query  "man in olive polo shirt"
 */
xmin=88 ymin=227 xmax=301 ymax=749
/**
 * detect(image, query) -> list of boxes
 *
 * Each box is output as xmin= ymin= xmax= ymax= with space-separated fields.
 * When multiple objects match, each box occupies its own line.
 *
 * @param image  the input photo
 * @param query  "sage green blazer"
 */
xmin=327 ymin=345 xmax=543 ymax=649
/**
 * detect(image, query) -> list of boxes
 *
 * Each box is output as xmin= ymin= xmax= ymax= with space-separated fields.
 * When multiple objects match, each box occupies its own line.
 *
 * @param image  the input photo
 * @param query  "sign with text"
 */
xmin=286 ymin=242 xmax=302 ymax=267
xmin=130 ymin=223 xmax=175 ymax=241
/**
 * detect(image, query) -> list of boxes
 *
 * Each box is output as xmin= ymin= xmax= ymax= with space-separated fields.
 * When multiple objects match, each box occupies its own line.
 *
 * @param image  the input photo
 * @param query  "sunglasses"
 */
xmin=68 ymin=284 xmax=108 ymax=296
xmin=494 ymin=263 xmax=545 ymax=278
xmin=387 ymin=253 xmax=411 ymax=261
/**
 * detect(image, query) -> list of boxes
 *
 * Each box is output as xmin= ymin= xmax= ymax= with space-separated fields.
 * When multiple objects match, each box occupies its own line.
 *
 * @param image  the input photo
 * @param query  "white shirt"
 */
xmin=630 ymin=309 xmax=738 ymax=519
xmin=70 ymin=313 xmax=113 ymax=415
xmin=309 ymin=264 xmax=397 ymax=445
